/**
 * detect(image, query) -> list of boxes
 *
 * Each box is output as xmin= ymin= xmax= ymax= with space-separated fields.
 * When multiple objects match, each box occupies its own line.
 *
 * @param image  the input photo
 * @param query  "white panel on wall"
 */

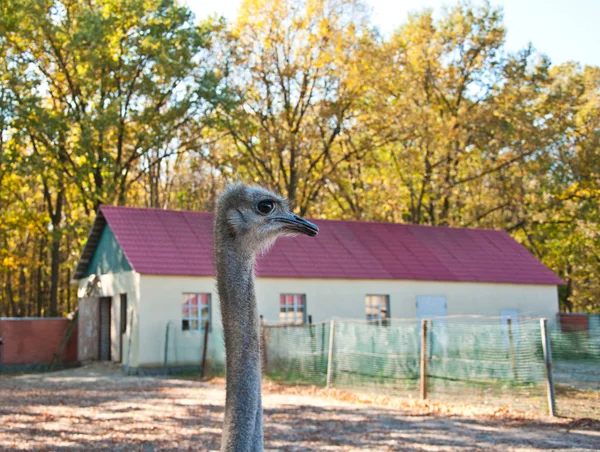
xmin=416 ymin=295 xmax=447 ymax=318
xmin=417 ymin=295 xmax=448 ymax=356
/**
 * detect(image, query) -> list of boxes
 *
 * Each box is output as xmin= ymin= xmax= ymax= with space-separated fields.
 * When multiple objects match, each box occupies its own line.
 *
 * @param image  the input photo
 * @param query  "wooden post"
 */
xmin=540 ymin=318 xmax=556 ymax=417
xmin=200 ymin=321 xmax=210 ymax=378
xmin=507 ymin=318 xmax=518 ymax=382
xmin=308 ymin=315 xmax=317 ymax=373
xmin=326 ymin=320 xmax=335 ymax=388
xmin=125 ymin=311 xmax=134 ymax=374
xmin=420 ymin=319 xmax=428 ymax=400
xmin=164 ymin=322 xmax=171 ymax=367
xmin=49 ymin=310 xmax=79 ymax=371
xmin=321 ymin=321 xmax=326 ymax=369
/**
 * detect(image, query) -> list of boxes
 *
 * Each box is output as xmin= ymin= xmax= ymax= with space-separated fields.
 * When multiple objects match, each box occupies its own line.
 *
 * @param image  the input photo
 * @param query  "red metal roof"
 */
xmin=79 ymin=205 xmax=563 ymax=285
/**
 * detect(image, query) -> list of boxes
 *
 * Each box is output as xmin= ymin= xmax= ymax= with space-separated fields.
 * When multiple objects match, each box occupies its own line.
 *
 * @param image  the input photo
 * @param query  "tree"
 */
xmin=0 ymin=0 xmax=224 ymax=316
xmin=2 ymin=0 xmax=221 ymax=212
xmin=210 ymin=0 xmax=377 ymax=214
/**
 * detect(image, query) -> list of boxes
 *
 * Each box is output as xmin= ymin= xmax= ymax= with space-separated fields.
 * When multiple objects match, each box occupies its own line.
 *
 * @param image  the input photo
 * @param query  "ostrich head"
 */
xmin=215 ymin=183 xmax=319 ymax=254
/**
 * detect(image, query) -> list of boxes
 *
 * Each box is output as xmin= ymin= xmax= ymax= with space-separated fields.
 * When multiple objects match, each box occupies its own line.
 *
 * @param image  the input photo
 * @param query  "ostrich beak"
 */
xmin=271 ymin=213 xmax=319 ymax=237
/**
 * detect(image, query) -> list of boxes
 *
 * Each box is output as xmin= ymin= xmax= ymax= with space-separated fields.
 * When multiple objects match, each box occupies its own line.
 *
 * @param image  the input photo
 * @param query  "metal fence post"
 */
xmin=540 ymin=318 xmax=557 ymax=417
xmin=507 ymin=318 xmax=518 ymax=382
xmin=164 ymin=322 xmax=171 ymax=367
xmin=326 ymin=319 xmax=335 ymax=388
xmin=420 ymin=319 xmax=428 ymax=400
xmin=125 ymin=311 xmax=134 ymax=375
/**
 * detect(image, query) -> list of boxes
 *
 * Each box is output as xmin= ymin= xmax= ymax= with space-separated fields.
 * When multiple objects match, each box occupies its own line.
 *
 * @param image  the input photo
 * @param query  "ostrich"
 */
xmin=215 ymin=183 xmax=319 ymax=452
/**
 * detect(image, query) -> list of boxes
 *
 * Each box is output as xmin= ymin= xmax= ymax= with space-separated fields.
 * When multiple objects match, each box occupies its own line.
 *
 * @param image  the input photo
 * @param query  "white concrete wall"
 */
xmin=138 ymin=275 xmax=218 ymax=367
xmin=136 ymin=275 xmax=559 ymax=367
xmin=255 ymin=279 xmax=560 ymax=322
xmin=77 ymin=271 xmax=141 ymax=367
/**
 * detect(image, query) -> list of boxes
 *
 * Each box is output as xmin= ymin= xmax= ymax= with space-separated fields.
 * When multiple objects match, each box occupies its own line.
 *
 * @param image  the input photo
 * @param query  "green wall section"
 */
xmin=85 ymin=224 xmax=132 ymax=276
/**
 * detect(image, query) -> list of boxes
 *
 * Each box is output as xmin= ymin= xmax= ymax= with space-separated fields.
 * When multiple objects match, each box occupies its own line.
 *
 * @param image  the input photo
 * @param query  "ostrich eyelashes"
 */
xmin=257 ymin=200 xmax=275 ymax=215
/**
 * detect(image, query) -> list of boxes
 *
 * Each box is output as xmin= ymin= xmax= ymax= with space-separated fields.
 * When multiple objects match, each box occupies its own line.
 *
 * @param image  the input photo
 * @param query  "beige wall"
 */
xmin=138 ymin=275 xmax=217 ymax=367
xmin=256 ymin=279 xmax=559 ymax=322
xmin=77 ymin=271 xmax=140 ymax=367
xmin=136 ymin=275 xmax=559 ymax=367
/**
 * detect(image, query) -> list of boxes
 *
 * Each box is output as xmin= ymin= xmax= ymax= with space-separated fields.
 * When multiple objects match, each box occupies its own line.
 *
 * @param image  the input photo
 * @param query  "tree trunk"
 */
xmin=66 ymin=267 xmax=72 ymax=313
xmin=36 ymin=237 xmax=45 ymax=316
xmin=18 ymin=265 xmax=26 ymax=317
xmin=48 ymin=184 xmax=65 ymax=318
xmin=562 ymin=276 xmax=574 ymax=313
xmin=49 ymin=226 xmax=62 ymax=317
xmin=6 ymin=270 xmax=14 ymax=317
xmin=28 ymin=261 xmax=35 ymax=317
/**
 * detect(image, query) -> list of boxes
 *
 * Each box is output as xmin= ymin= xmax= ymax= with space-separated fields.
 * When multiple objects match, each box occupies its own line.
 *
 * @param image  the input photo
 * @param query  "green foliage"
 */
xmin=0 ymin=0 xmax=598 ymax=315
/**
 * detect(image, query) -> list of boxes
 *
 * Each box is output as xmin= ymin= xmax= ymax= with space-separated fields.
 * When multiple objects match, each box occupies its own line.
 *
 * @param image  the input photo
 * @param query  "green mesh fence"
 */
xmin=162 ymin=314 xmax=599 ymax=415
xmin=330 ymin=319 xmax=420 ymax=395
xmin=550 ymin=317 xmax=600 ymax=385
xmin=263 ymin=322 xmax=330 ymax=386
xmin=263 ymin=316 xmax=552 ymax=412
xmin=163 ymin=321 xmax=225 ymax=375
xmin=424 ymin=317 xmax=547 ymax=410
xmin=549 ymin=316 xmax=600 ymax=418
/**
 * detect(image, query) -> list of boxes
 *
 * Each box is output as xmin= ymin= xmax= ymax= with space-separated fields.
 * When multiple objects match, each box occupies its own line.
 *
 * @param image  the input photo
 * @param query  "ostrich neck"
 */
xmin=216 ymin=240 xmax=263 ymax=452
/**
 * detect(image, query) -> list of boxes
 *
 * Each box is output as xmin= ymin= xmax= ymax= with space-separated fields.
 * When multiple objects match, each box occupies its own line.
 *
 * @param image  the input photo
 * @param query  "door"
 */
xmin=417 ymin=295 xmax=448 ymax=356
xmin=119 ymin=294 xmax=127 ymax=362
xmin=99 ymin=297 xmax=111 ymax=361
xmin=416 ymin=295 xmax=447 ymax=318
xmin=78 ymin=297 xmax=100 ymax=361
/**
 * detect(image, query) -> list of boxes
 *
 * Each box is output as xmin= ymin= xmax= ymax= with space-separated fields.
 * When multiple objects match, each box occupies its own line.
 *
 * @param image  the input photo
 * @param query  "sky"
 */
xmin=184 ymin=0 xmax=600 ymax=67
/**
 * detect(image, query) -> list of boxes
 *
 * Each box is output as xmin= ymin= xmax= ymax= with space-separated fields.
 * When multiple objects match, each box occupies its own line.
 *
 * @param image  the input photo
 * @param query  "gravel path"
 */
xmin=0 ymin=363 xmax=598 ymax=451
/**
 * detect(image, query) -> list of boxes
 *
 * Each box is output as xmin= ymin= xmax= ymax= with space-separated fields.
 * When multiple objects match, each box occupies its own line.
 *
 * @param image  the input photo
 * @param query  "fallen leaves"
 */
xmin=0 ymin=364 xmax=598 ymax=452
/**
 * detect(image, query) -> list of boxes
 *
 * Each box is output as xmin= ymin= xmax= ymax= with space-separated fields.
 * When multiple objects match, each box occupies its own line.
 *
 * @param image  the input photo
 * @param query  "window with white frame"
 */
xmin=182 ymin=293 xmax=210 ymax=331
xmin=366 ymin=295 xmax=390 ymax=325
xmin=279 ymin=294 xmax=306 ymax=325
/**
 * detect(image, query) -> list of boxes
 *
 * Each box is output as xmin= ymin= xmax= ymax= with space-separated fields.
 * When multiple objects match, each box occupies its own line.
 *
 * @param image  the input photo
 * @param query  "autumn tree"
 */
xmin=0 ymin=0 xmax=597 ymax=314
xmin=210 ymin=0 xmax=378 ymax=214
xmin=0 ymin=0 xmax=224 ymax=316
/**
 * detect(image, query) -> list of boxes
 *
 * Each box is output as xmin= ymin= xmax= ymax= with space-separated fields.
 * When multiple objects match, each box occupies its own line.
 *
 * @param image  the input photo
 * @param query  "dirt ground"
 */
xmin=0 ymin=363 xmax=598 ymax=451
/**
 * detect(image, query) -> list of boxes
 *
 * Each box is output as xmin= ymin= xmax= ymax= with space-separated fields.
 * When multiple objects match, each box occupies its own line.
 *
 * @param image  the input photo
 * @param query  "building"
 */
xmin=74 ymin=206 xmax=563 ymax=371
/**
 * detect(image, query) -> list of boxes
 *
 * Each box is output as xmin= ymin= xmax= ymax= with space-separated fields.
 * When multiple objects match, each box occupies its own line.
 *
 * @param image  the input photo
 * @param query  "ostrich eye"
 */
xmin=257 ymin=200 xmax=275 ymax=215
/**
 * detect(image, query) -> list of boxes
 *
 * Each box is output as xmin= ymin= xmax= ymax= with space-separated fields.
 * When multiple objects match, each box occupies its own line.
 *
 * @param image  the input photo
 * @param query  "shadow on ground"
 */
xmin=0 ymin=363 xmax=598 ymax=451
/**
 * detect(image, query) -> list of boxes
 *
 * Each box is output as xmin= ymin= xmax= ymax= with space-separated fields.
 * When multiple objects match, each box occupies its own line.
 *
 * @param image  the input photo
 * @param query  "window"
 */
xmin=279 ymin=294 xmax=306 ymax=325
xmin=365 ymin=295 xmax=390 ymax=325
xmin=182 ymin=293 xmax=210 ymax=331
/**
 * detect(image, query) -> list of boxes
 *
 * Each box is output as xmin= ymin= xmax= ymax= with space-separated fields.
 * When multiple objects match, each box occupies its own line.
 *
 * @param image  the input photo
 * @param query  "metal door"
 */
xmin=99 ymin=297 xmax=111 ymax=361
xmin=416 ymin=295 xmax=447 ymax=318
xmin=78 ymin=297 xmax=100 ymax=360
xmin=416 ymin=295 xmax=448 ymax=356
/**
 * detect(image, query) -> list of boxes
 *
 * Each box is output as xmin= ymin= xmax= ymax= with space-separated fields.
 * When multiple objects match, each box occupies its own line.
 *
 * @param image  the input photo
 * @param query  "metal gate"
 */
xmin=99 ymin=297 xmax=111 ymax=361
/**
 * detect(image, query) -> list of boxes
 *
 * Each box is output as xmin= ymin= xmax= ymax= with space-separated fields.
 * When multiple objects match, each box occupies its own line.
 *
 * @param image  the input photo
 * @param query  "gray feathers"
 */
xmin=215 ymin=183 xmax=318 ymax=452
